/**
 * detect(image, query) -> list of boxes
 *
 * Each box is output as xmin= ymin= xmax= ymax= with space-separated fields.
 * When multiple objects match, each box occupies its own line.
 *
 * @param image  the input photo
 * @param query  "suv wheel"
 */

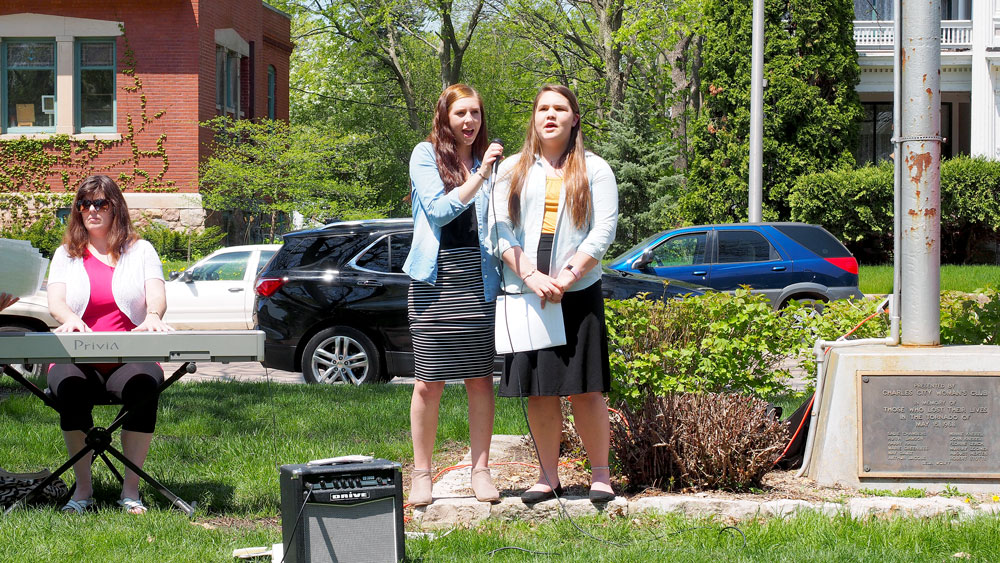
xmin=0 ymin=324 xmax=48 ymax=379
xmin=302 ymin=327 xmax=384 ymax=385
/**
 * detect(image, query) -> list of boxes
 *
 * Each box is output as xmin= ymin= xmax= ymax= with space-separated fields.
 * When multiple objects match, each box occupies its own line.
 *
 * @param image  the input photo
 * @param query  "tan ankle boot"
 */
xmin=409 ymin=469 xmax=433 ymax=507
xmin=471 ymin=467 xmax=500 ymax=503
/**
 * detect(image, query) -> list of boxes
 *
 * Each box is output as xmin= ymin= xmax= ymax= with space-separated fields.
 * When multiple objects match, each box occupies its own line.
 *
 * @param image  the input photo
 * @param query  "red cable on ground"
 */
xmin=772 ymin=393 xmax=814 ymax=466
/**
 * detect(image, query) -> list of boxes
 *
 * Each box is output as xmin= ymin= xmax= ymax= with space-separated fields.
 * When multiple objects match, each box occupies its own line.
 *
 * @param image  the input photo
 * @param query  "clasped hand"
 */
xmin=525 ymin=269 xmax=577 ymax=307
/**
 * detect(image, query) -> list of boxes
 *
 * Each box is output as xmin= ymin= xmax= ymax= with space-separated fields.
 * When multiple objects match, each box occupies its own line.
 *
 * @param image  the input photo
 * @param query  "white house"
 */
xmin=851 ymin=0 xmax=990 ymax=164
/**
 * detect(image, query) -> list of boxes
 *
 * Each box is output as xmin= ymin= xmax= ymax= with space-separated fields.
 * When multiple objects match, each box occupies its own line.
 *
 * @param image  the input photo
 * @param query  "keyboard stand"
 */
xmin=1 ymin=361 xmax=197 ymax=517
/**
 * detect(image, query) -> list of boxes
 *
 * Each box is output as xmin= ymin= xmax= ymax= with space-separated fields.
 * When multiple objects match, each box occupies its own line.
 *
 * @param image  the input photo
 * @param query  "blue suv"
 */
xmin=607 ymin=223 xmax=862 ymax=309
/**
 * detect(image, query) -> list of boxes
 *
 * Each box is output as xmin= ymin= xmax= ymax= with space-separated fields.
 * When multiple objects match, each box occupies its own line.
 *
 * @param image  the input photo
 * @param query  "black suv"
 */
xmin=254 ymin=219 xmax=702 ymax=384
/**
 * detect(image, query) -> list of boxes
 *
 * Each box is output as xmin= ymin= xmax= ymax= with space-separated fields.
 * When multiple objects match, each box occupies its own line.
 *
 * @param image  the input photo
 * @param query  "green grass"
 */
xmin=860 ymin=265 xmax=1000 ymax=295
xmin=0 ymin=381 xmax=531 ymax=561
xmin=407 ymin=512 xmax=1000 ymax=562
xmin=5 ymin=382 xmax=1000 ymax=561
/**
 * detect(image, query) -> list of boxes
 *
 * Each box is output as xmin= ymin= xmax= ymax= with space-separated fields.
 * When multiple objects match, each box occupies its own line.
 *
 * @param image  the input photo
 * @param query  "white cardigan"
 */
xmin=48 ymin=240 xmax=164 ymax=326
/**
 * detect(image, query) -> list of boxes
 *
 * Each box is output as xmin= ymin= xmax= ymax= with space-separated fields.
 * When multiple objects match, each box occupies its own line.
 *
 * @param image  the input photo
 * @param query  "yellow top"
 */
xmin=541 ymin=177 xmax=562 ymax=234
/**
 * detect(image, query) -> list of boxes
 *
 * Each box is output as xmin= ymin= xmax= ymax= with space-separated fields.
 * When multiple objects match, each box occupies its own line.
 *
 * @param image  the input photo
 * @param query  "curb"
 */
xmin=409 ymin=435 xmax=996 ymax=529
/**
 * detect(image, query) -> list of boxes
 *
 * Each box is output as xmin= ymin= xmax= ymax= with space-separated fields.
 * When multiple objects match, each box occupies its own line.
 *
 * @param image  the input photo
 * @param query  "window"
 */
xmin=853 ymin=0 xmax=892 ymax=20
xmin=389 ymin=233 xmax=412 ymax=274
xmin=355 ymin=237 xmax=390 ymax=272
xmin=856 ymin=102 xmax=952 ymax=165
xmin=855 ymin=103 xmax=893 ymax=166
xmin=256 ymin=250 xmax=276 ymax=275
xmin=4 ymin=40 xmax=56 ymax=132
xmin=77 ymin=40 xmax=115 ymax=131
xmin=651 ymin=233 xmax=707 ymax=267
xmin=853 ymin=0 xmax=969 ymax=20
xmin=267 ymin=65 xmax=276 ymax=120
xmin=216 ymin=46 xmax=241 ymax=116
xmin=716 ymin=231 xmax=778 ymax=264
xmin=216 ymin=47 xmax=225 ymax=109
xmin=189 ymin=252 xmax=251 ymax=282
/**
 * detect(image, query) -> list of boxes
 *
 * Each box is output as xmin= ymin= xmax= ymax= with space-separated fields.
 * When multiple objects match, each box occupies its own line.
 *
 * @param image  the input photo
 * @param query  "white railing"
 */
xmin=853 ymin=20 xmax=972 ymax=49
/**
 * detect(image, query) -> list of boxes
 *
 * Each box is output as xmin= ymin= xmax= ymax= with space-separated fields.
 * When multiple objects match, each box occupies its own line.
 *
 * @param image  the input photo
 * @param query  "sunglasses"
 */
xmin=77 ymin=198 xmax=111 ymax=212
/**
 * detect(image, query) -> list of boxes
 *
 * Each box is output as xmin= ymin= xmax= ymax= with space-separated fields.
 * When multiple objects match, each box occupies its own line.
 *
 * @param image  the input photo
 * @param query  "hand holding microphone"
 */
xmin=479 ymin=138 xmax=504 ymax=182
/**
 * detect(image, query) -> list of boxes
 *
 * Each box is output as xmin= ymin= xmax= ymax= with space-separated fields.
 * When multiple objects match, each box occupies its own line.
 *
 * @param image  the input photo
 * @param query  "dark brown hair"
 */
xmin=427 ymin=84 xmax=488 ymax=193
xmin=506 ymin=84 xmax=590 ymax=229
xmin=63 ymin=174 xmax=139 ymax=262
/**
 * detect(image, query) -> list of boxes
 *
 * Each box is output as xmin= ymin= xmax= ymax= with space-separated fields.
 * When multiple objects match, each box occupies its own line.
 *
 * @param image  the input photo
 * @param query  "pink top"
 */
xmin=81 ymin=251 xmax=136 ymax=332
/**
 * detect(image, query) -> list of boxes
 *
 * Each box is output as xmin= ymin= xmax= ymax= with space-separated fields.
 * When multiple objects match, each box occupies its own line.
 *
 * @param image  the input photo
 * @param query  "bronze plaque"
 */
xmin=858 ymin=372 xmax=1000 ymax=478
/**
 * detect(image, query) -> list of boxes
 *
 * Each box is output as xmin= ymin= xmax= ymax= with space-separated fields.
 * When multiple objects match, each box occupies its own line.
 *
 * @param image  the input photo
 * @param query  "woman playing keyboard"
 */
xmin=46 ymin=174 xmax=173 ymax=515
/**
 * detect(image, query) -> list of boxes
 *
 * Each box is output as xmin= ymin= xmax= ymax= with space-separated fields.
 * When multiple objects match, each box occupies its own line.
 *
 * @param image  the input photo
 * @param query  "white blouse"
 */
xmin=48 ymin=239 xmax=164 ymax=326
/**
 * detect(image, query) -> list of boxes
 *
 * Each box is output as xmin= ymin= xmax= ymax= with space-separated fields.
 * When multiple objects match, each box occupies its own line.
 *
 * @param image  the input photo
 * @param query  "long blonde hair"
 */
xmin=506 ymin=84 xmax=589 ymax=229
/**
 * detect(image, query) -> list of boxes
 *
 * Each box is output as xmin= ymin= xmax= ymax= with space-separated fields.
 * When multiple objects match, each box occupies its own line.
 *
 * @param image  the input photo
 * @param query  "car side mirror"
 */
xmin=168 ymin=271 xmax=180 ymax=281
xmin=632 ymin=249 xmax=654 ymax=270
xmin=180 ymin=270 xmax=194 ymax=283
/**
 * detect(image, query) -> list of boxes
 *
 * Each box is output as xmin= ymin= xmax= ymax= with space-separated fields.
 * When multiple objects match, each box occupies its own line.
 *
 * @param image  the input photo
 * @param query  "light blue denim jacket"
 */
xmin=402 ymin=141 xmax=501 ymax=302
xmin=486 ymin=151 xmax=618 ymax=294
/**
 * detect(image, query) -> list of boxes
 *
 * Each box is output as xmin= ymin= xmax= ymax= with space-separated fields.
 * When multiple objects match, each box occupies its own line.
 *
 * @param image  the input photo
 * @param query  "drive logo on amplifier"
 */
xmin=323 ymin=491 xmax=370 ymax=502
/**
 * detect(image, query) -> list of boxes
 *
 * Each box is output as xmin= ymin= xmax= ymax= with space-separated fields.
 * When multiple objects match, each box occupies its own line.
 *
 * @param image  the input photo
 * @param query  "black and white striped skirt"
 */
xmin=408 ymin=247 xmax=496 ymax=382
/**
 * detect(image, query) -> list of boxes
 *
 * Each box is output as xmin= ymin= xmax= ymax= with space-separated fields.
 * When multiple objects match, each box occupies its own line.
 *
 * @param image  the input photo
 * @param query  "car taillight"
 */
xmin=255 ymin=277 xmax=286 ymax=297
xmin=824 ymin=257 xmax=859 ymax=275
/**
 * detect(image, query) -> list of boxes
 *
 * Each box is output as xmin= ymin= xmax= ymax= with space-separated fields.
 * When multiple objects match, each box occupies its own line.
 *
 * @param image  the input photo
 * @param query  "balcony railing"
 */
xmin=854 ymin=20 xmax=972 ymax=49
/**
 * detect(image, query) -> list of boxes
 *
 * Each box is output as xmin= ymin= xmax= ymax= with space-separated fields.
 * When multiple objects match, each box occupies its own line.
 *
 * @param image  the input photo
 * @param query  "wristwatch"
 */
xmin=564 ymin=264 xmax=582 ymax=281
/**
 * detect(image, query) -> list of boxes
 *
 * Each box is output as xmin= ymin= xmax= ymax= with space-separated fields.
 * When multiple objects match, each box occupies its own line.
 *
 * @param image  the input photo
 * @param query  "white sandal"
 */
xmin=117 ymin=497 xmax=148 ymax=514
xmin=61 ymin=498 xmax=95 ymax=514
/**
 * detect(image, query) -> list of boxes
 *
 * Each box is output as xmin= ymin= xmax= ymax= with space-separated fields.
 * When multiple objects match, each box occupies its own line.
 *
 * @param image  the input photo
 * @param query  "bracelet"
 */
xmin=476 ymin=169 xmax=489 ymax=181
xmin=147 ymin=310 xmax=161 ymax=317
xmin=521 ymin=268 xmax=537 ymax=281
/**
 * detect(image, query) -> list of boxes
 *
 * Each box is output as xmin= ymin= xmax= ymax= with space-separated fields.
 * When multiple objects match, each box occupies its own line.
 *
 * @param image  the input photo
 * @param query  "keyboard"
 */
xmin=0 ymin=330 xmax=265 ymax=364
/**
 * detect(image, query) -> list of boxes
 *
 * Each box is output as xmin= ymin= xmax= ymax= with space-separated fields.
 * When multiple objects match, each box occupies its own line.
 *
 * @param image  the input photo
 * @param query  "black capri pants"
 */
xmin=46 ymin=362 xmax=165 ymax=433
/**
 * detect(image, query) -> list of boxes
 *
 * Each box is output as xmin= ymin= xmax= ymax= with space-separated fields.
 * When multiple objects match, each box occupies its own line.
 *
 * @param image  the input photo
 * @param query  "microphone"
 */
xmin=490 ymin=138 xmax=504 ymax=178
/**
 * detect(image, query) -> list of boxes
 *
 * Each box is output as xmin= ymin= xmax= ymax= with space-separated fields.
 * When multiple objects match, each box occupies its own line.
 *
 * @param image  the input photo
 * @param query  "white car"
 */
xmin=164 ymin=244 xmax=280 ymax=330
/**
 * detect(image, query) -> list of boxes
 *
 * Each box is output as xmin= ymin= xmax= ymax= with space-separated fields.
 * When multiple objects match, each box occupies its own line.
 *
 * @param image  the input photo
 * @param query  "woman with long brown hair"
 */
xmin=490 ymin=85 xmax=618 ymax=503
xmin=47 ymin=174 xmax=173 ymax=514
xmin=402 ymin=84 xmax=504 ymax=506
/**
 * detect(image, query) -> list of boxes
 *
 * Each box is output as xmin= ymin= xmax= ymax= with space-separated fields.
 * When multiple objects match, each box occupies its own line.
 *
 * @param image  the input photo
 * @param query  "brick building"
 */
xmin=0 ymin=2 xmax=292 ymax=228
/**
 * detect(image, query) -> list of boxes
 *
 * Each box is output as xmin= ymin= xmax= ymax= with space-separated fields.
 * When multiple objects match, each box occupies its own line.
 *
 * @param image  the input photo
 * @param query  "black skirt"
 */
xmin=498 ymin=278 xmax=611 ymax=397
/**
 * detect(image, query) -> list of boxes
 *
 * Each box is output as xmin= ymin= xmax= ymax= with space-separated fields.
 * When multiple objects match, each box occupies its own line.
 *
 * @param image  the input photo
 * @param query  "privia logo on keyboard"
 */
xmin=327 ymin=491 xmax=370 ymax=501
xmin=73 ymin=339 xmax=120 ymax=351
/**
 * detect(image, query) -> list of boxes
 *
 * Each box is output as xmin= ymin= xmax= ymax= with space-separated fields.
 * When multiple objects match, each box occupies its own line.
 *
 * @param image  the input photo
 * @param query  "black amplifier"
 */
xmin=279 ymin=459 xmax=404 ymax=563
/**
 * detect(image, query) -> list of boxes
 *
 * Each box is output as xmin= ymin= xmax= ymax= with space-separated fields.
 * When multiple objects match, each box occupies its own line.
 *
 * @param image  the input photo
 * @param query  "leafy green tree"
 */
xmin=595 ymin=92 xmax=683 ymax=255
xmin=682 ymin=0 xmax=862 ymax=224
xmin=199 ymin=117 xmax=387 ymax=242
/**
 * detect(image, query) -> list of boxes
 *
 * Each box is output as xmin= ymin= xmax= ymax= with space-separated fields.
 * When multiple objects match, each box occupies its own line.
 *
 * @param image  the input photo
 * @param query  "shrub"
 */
xmin=610 ymin=392 xmax=787 ymax=491
xmin=605 ymin=288 xmax=801 ymax=405
xmin=790 ymin=156 xmax=1000 ymax=263
xmin=940 ymin=289 xmax=1000 ymax=345
xmin=0 ymin=217 xmax=66 ymax=258
xmin=138 ymin=223 xmax=226 ymax=261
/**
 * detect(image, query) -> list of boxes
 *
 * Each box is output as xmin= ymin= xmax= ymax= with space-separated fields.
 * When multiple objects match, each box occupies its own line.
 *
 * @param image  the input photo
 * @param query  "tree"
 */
xmin=199 ymin=117 xmax=387 ymax=242
xmin=595 ymin=91 xmax=683 ymax=255
xmin=681 ymin=0 xmax=862 ymax=224
xmin=497 ymin=0 xmax=632 ymax=118
xmin=284 ymin=0 xmax=492 ymax=131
